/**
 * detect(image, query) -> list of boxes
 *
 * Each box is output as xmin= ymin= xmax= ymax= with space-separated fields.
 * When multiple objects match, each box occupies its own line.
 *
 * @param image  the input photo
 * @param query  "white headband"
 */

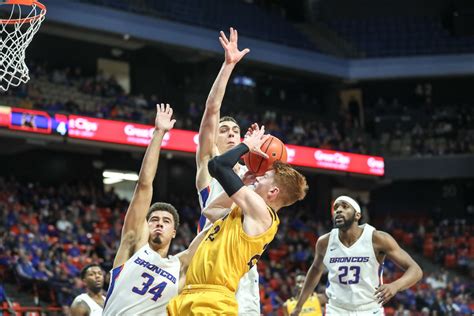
xmin=334 ymin=196 xmax=361 ymax=213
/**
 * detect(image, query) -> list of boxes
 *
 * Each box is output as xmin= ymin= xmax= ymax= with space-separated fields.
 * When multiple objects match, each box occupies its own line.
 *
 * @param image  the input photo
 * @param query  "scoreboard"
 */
xmin=0 ymin=106 xmax=67 ymax=136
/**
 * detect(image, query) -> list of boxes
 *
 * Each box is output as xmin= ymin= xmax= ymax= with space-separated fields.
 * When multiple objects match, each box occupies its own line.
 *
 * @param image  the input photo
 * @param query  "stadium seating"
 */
xmin=0 ymin=178 xmax=472 ymax=314
xmin=327 ymin=16 xmax=474 ymax=57
xmin=384 ymin=217 xmax=473 ymax=272
xmin=6 ymin=61 xmax=473 ymax=158
xmin=73 ymin=0 xmax=315 ymax=50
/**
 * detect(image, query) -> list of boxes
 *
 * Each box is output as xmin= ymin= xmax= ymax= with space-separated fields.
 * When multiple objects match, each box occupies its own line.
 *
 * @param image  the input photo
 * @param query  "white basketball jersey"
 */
xmin=201 ymin=179 xmax=223 ymax=207
xmin=103 ymin=244 xmax=180 ymax=316
xmin=197 ymin=165 xmax=260 ymax=315
xmin=72 ymin=293 xmax=105 ymax=316
xmin=197 ymin=165 xmax=248 ymax=232
xmin=235 ymin=265 xmax=260 ymax=315
xmin=323 ymin=224 xmax=383 ymax=311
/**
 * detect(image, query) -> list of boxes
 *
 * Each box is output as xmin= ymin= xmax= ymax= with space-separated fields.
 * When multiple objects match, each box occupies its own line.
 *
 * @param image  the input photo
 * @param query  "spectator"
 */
xmin=56 ymin=211 xmax=73 ymax=232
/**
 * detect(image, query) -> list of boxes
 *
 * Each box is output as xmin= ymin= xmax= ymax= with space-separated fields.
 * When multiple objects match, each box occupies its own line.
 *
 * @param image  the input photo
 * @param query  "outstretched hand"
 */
xmin=245 ymin=122 xmax=259 ymax=138
xmin=243 ymin=124 xmax=270 ymax=159
xmin=155 ymin=103 xmax=176 ymax=132
xmin=220 ymin=27 xmax=250 ymax=65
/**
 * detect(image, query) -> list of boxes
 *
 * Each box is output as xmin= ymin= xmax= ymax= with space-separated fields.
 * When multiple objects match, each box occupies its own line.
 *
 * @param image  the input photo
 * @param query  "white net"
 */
xmin=0 ymin=1 xmax=46 ymax=91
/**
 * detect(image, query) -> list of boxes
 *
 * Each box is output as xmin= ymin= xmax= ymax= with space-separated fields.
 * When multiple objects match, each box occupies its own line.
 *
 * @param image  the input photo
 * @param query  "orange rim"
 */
xmin=0 ymin=0 xmax=46 ymax=25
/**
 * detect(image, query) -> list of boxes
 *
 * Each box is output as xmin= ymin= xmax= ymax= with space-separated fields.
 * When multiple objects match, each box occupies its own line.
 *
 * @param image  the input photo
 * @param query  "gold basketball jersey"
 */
xmin=285 ymin=294 xmax=322 ymax=316
xmin=186 ymin=204 xmax=279 ymax=292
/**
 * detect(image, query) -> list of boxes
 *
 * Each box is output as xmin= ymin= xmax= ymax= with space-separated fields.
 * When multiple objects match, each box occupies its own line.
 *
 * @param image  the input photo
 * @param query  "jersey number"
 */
xmin=132 ymin=272 xmax=167 ymax=301
xmin=338 ymin=266 xmax=361 ymax=284
xmin=206 ymin=225 xmax=220 ymax=242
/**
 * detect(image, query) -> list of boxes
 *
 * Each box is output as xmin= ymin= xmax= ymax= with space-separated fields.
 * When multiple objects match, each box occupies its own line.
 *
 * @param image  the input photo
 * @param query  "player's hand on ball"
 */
xmin=245 ymin=122 xmax=259 ymax=139
xmin=155 ymin=103 xmax=176 ymax=132
xmin=290 ymin=307 xmax=301 ymax=316
xmin=219 ymin=27 xmax=250 ymax=65
xmin=243 ymin=125 xmax=270 ymax=159
xmin=375 ymin=283 xmax=398 ymax=305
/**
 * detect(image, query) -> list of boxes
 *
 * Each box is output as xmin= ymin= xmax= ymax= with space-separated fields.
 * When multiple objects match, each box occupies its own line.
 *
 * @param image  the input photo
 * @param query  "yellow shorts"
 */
xmin=167 ymin=284 xmax=238 ymax=316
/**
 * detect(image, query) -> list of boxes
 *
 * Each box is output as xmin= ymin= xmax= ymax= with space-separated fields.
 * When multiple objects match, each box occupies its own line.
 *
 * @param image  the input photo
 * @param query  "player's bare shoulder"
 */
xmin=371 ymin=229 xmax=395 ymax=255
xmin=70 ymin=298 xmax=91 ymax=316
xmin=372 ymin=229 xmax=393 ymax=243
xmin=316 ymin=232 xmax=330 ymax=254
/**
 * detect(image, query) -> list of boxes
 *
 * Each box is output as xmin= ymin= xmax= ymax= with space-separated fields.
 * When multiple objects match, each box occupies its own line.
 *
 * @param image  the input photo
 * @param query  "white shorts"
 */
xmin=235 ymin=265 xmax=260 ymax=315
xmin=326 ymin=304 xmax=385 ymax=316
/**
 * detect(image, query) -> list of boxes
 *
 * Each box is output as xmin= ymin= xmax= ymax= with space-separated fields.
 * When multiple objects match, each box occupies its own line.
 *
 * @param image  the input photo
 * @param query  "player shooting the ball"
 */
xmin=167 ymin=125 xmax=308 ymax=315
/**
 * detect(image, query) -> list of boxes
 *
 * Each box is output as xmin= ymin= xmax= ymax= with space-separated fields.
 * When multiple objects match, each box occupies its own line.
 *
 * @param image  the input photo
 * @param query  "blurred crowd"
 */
xmin=367 ymin=96 xmax=474 ymax=156
xmin=376 ymin=215 xmax=473 ymax=316
xmin=0 ymin=178 xmax=472 ymax=315
xmin=384 ymin=268 xmax=473 ymax=315
xmin=0 ymin=178 xmax=128 ymax=313
xmin=3 ymin=61 xmax=474 ymax=157
xmin=383 ymin=215 xmax=473 ymax=275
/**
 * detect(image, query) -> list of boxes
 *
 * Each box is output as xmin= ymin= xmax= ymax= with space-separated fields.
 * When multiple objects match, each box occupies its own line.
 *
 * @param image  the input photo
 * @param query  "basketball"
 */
xmin=244 ymin=135 xmax=288 ymax=176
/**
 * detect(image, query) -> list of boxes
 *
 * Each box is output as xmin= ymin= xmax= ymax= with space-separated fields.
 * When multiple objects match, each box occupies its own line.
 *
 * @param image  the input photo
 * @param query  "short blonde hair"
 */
xmin=272 ymin=161 xmax=308 ymax=207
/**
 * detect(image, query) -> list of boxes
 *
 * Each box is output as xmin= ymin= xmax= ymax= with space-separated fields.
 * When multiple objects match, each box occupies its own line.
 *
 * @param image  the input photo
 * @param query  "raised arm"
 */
xmin=208 ymin=126 xmax=272 ymax=236
xmin=196 ymin=27 xmax=250 ymax=190
xmin=113 ymin=104 xmax=176 ymax=268
xmin=373 ymin=231 xmax=423 ymax=305
xmin=291 ymin=234 xmax=329 ymax=316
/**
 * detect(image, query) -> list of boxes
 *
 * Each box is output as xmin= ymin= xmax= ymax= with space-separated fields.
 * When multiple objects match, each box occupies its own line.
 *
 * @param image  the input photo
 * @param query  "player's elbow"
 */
xmin=202 ymin=206 xmax=212 ymax=219
xmin=405 ymin=260 xmax=423 ymax=285
xmin=413 ymin=263 xmax=423 ymax=282
xmin=202 ymin=207 xmax=218 ymax=223
xmin=136 ymin=179 xmax=153 ymax=190
xmin=205 ymin=99 xmax=221 ymax=112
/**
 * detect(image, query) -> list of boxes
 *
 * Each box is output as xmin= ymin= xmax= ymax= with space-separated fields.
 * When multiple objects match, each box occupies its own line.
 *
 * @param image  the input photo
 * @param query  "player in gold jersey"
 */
xmin=284 ymin=274 xmax=326 ymax=316
xmin=167 ymin=126 xmax=308 ymax=315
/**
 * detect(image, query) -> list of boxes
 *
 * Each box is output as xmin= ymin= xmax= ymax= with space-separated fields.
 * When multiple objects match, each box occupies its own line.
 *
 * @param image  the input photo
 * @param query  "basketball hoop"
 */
xmin=0 ymin=0 xmax=46 ymax=91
